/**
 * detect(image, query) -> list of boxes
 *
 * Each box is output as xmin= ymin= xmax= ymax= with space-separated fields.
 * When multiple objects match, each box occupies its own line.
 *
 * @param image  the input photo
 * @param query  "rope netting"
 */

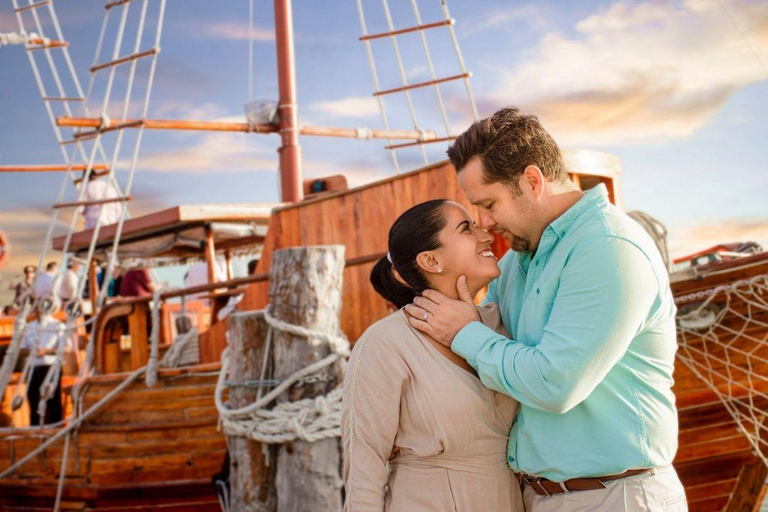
xmin=676 ymin=272 xmax=768 ymax=467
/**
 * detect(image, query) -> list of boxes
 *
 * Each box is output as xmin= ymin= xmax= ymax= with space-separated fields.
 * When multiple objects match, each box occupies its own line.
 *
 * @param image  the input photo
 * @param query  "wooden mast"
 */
xmin=274 ymin=0 xmax=303 ymax=203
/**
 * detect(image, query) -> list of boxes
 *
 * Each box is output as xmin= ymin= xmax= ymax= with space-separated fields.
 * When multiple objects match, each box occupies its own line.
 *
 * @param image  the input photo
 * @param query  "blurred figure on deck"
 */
xmin=19 ymin=315 xmax=74 ymax=425
xmin=34 ymin=262 xmax=58 ymax=300
xmin=119 ymin=265 xmax=156 ymax=298
xmin=11 ymin=265 xmax=36 ymax=309
xmin=58 ymin=260 xmax=82 ymax=304
xmin=80 ymin=174 xmax=123 ymax=230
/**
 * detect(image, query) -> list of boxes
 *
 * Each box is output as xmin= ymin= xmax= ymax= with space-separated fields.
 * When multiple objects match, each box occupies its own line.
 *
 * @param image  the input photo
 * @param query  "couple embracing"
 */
xmin=342 ymin=108 xmax=687 ymax=512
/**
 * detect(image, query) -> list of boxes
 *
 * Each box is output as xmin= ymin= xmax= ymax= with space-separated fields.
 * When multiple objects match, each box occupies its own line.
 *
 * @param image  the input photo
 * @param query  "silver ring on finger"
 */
xmin=423 ymin=311 xmax=428 ymax=321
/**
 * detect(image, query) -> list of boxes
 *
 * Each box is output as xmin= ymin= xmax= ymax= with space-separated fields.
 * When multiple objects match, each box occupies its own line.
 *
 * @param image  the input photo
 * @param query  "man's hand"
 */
xmin=405 ymin=275 xmax=480 ymax=348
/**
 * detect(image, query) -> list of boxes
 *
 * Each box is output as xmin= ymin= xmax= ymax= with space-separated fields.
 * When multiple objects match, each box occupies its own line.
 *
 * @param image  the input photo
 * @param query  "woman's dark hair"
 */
xmin=370 ymin=199 xmax=448 ymax=309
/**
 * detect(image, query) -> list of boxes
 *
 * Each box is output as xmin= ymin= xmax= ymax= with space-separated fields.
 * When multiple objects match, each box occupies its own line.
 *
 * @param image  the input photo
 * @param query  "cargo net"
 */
xmin=676 ymin=272 xmax=768 ymax=467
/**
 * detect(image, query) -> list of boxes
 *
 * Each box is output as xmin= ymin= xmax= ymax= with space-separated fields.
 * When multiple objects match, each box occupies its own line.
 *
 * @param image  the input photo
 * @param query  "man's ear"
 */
xmin=415 ymin=251 xmax=442 ymax=275
xmin=522 ymin=165 xmax=545 ymax=199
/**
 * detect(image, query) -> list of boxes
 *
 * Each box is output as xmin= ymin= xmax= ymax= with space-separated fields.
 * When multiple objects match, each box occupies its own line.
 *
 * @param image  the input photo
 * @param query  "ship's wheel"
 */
xmin=0 ymin=230 xmax=8 ymax=270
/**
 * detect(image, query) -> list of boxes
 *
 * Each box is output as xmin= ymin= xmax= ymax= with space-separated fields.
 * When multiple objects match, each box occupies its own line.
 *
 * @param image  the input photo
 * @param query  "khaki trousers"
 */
xmin=523 ymin=465 xmax=687 ymax=512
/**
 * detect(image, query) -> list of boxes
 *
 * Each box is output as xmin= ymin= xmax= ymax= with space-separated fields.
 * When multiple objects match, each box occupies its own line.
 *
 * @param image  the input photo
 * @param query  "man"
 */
xmin=19 ymin=314 xmax=74 ymax=425
xmin=34 ymin=261 xmax=58 ymax=299
xmin=80 ymin=173 xmax=122 ymax=230
xmin=119 ymin=265 xmax=156 ymax=298
xmin=12 ymin=265 xmax=36 ymax=308
xmin=58 ymin=260 xmax=81 ymax=304
xmin=406 ymin=108 xmax=685 ymax=511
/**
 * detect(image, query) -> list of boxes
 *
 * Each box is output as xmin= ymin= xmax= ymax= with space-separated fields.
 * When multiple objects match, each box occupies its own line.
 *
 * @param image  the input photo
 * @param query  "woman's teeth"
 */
xmin=480 ymin=250 xmax=496 ymax=258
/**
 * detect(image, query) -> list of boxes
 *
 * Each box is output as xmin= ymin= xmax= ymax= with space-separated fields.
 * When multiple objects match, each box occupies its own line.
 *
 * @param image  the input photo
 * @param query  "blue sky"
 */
xmin=1 ymin=0 xmax=767 ymax=299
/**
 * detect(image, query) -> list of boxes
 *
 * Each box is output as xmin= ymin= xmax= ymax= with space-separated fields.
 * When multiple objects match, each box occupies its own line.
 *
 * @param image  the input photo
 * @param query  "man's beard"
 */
xmin=510 ymin=235 xmax=531 ymax=252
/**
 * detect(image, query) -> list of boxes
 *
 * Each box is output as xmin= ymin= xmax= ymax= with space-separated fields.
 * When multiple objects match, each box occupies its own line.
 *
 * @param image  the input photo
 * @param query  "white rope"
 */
xmin=161 ymin=327 xmax=200 ymax=368
xmin=438 ymin=0 xmax=479 ymax=121
xmin=675 ymin=273 xmax=768 ymax=468
xmin=379 ymin=0 xmax=429 ymax=165
xmin=408 ymin=0 xmax=452 ymax=137
xmin=0 ymin=30 xmax=48 ymax=46
xmin=215 ymin=306 xmax=349 ymax=444
xmin=354 ymin=0 xmax=400 ymax=173
xmin=628 ymin=210 xmax=673 ymax=273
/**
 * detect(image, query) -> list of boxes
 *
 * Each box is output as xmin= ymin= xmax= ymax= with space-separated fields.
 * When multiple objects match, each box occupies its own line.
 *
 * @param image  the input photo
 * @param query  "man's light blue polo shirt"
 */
xmin=453 ymin=184 xmax=679 ymax=481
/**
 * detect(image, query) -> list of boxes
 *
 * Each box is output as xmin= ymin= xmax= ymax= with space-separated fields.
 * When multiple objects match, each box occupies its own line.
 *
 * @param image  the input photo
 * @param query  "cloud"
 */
xmin=310 ymin=96 xmax=380 ymax=119
xmin=669 ymin=218 xmax=768 ymax=258
xmin=463 ymin=4 xmax=547 ymax=36
xmin=201 ymin=22 xmax=274 ymax=41
xmin=136 ymin=131 xmax=277 ymax=173
xmin=485 ymin=0 xmax=768 ymax=146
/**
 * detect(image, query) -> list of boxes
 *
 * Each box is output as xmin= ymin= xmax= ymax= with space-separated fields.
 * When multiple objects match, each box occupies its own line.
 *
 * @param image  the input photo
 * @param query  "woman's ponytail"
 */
xmin=370 ymin=256 xmax=417 ymax=310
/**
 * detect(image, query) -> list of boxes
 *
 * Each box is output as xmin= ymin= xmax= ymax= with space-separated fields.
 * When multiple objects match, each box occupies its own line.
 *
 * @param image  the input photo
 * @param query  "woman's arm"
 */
xmin=342 ymin=331 xmax=408 ymax=511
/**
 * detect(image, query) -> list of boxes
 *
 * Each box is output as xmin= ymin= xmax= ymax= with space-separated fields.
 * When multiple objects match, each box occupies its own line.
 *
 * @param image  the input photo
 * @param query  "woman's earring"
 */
xmin=436 ymin=267 xmax=443 ymax=274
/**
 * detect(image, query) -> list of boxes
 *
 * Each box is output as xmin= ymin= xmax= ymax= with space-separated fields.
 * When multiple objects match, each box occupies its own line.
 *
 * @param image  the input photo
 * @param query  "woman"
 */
xmin=342 ymin=199 xmax=523 ymax=511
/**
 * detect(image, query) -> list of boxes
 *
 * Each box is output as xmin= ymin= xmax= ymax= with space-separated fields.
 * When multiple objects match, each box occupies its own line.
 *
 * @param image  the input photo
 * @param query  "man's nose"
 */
xmin=478 ymin=211 xmax=495 ymax=230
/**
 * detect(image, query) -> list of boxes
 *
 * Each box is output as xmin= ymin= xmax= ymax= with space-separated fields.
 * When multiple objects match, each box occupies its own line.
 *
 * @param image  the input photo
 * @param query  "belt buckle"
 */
xmin=523 ymin=475 xmax=550 ymax=497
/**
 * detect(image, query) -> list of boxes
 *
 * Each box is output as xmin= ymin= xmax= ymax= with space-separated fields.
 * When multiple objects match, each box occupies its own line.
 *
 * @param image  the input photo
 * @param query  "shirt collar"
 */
xmin=547 ymin=184 xmax=609 ymax=240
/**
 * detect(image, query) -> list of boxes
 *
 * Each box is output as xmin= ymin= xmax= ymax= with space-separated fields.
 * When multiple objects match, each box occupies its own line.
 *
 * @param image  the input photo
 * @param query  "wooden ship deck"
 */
xmin=0 ymin=154 xmax=765 ymax=510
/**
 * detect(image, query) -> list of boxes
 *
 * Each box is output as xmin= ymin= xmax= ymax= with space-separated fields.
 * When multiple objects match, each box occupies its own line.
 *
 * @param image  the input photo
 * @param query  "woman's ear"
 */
xmin=416 ymin=251 xmax=443 ymax=275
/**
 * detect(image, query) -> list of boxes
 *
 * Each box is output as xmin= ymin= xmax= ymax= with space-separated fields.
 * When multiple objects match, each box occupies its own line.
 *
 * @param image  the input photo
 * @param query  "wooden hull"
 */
xmin=0 ymin=365 xmax=225 ymax=511
xmin=0 ymin=160 xmax=765 ymax=510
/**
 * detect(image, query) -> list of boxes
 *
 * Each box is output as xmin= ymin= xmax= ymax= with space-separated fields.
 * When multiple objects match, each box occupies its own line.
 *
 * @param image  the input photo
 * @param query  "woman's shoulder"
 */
xmin=347 ymin=310 xmax=414 ymax=377
xmin=354 ymin=310 xmax=413 ymax=351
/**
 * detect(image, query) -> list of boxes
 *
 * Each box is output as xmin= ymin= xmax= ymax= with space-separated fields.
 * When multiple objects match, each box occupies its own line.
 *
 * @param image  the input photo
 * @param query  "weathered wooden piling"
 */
xmin=228 ymin=311 xmax=277 ymax=512
xmin=227 ymin=245 xmax=345 ymax=512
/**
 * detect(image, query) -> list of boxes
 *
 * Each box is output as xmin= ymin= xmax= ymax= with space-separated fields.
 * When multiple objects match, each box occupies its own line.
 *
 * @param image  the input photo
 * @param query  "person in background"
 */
xmin=34 ymin=261 xmax=58 ymax=299
xmin=119 ymin=265 xmax=156 ymax=298
xmin=58 ymin=260 xmax=81 ymax=304
xmin=216 ymin=259 xmax=259 ymax=321
xmin=80 ymin=173 xmax=123 ymax=230
xmin=19 ymin=314 xmax=74 ymax=425
xmin=12 ymin=265 xmax=36 ymax=308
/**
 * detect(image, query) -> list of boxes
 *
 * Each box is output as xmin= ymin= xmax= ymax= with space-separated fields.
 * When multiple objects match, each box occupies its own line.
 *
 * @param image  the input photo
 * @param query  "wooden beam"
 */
xmin=359 ymin=18 xmax=454 ymax=41
xmin=204 ymin=225 xmax=217 ymax=286
xmin=724 ymin=459 xmax=768 ymax=512
xmin=56 ymin=117 xmax=436 ymax=140
xmin=52 ymin=196 xmax=131 ymax=209
xmin=0 ymin=164 xmax=108 ymax=173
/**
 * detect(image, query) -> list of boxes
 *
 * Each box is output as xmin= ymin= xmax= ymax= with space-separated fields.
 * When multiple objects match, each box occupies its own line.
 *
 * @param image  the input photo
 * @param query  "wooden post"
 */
xmin=88 ymin=260 xmax=99 ymax=314
xmin=271 ymin=245 xmax=345 ymax=512
xmin=228 ymin=312 xmax=277 ymax=512
xmin=204 ymin=225 xmax=217 ymax=285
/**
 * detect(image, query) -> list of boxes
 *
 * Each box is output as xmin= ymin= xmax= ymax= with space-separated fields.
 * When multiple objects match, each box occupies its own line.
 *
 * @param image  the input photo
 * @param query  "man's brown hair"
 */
xmin=447 ymin=107 xmax=568 ymax=192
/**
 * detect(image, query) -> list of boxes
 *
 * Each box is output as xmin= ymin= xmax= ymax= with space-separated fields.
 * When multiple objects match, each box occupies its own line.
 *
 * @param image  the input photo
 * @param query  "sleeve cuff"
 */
xmin=452 ymin=321 xmax=495 ymax=365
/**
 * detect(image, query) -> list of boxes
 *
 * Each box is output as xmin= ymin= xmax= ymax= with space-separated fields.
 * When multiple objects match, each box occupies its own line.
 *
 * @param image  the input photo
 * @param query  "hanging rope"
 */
xmin=676 ymin=271 xmax=768 ymax=468
xmin=215 ymin=305 xmax=349 ymax=444
xmin=627 ymin=210 xmax=673 ymax=273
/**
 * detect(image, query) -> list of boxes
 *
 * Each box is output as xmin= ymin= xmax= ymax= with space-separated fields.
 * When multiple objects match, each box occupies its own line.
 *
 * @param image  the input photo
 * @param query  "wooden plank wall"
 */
xmin=200 ymin=161 xmax=477 ymax=361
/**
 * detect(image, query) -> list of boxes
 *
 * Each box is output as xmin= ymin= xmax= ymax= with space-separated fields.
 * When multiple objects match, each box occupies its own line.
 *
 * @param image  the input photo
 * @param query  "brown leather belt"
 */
xmin=521 ymin=468 xmax=654 ymax=496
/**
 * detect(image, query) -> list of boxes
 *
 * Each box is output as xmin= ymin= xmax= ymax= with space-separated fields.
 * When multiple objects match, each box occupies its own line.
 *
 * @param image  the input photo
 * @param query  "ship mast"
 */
xmin=274 ymin=0 xmax=303 ymax=202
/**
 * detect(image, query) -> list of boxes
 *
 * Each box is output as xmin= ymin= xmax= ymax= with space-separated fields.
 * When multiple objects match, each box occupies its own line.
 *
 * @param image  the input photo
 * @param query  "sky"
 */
xmin=1 ymin=0 xmax=767 ymax=303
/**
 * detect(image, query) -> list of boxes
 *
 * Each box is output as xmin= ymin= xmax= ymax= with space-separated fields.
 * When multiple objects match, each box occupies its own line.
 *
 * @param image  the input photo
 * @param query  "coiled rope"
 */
xmin=215 ymin=305 xmax=349 ymax=444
